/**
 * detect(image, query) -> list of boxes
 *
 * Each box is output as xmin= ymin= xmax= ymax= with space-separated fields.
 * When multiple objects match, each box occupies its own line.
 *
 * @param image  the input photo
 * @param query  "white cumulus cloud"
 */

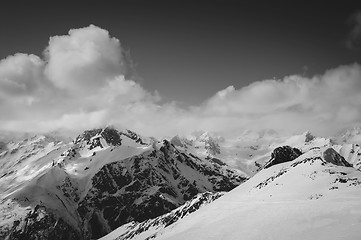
xmin=45 ymin=25 xmax=126 ymax=93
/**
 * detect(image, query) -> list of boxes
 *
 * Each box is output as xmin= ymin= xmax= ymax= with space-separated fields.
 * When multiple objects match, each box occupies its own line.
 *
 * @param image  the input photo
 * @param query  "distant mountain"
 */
xmin=170 ymin=130 xmax=326 ymax=176
xmin=0 ymin=127 xmax=246 ymax=239
xmin=176 ymin=129 xmax=361 ymax=174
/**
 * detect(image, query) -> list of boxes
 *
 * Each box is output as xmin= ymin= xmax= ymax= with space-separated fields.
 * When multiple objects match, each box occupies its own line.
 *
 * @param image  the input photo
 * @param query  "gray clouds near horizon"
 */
xmin=0 ymin=25 xmax=361 ymax=138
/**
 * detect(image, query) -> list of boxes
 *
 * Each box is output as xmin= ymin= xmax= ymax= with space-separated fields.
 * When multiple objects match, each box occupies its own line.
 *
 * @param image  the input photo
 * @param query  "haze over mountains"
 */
xmin=0 ymin=126 xmax=361 ymax=239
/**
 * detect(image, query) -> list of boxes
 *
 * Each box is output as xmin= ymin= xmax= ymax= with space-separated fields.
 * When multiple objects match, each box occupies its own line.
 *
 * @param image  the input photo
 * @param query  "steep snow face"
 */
xmin=0 ymin=135 xmax=68 ymax=199
xmin=142 ymin=148 xmax=361 ymax=240
xmin=99 ymin=192 xmax=223 ymax=240
xmin=0 ymin=127 xmax=246 ymax=240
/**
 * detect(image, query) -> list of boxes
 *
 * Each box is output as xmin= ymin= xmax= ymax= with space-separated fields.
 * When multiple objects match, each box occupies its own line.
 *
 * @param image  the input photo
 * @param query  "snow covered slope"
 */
xmin=0 ymin=135 xmax=68 ymax=199
xmin=0 ymin=127 xmax=246 ymax=239
xmin=131 ymin=147 xmax=361 ymax=240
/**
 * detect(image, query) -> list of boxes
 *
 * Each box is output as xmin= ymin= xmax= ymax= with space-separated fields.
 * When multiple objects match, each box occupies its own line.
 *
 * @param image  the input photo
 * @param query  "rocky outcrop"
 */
xmin=305 ymin=131 xmax=315 ymax=142
xmin=263 ymin=146 xmax=302 ymax=169
xmin=323 ymin=148 xmax=353 ymax=167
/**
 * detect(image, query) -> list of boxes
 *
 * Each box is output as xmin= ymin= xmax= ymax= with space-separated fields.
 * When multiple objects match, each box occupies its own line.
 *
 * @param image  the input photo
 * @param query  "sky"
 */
xmin=1 ymin=1 xmax=361 ymax=138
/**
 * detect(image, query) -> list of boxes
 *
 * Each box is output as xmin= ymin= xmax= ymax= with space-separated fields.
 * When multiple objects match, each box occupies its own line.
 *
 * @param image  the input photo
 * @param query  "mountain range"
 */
xmin=1 ymin=126 xmax=361 ymax=240
xmin=0 ymin=127 xmax=245 ymax=239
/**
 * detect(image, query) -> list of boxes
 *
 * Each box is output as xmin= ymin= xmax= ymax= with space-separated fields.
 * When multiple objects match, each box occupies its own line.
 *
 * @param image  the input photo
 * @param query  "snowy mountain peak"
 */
xmin=74 ymin=127 xmax=122 ymax=147
xmin=192 ymin=132 xmax=222 ymax=156
xmin=304 ymin=131 xmax=315 ymax=142
xmin=72 ymin=127 xmax=150 ymax=154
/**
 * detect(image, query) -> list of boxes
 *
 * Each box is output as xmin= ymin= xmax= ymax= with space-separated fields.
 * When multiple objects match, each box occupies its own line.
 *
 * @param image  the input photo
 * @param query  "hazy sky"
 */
xmin=1 ymin=1 xmax=361 ymax=137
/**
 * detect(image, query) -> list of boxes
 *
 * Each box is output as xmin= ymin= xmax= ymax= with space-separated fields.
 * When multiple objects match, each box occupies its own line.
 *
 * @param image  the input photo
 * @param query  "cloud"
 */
xmin=0 ymin=54 xmax=45 ymax=98
xmin=45 ymin=25 xmax=126 ymax=93
xmin=346 ymin=11 xmax=361 ymax=50
xmin=0 ymin=25 xmax=361 ymax=138
xmin=196 ymin=63 xmax=361 ymax=136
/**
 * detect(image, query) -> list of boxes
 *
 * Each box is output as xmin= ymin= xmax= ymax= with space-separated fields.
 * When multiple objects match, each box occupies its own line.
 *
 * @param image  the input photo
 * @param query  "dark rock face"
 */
xmin=101 ymin=128 xmax=123 ymax=146
xmin=264 ymin=146 xmax=302 ymax=169
xmin=123 ymin=129 xmax=147 ymax=145
xmin=305 ymin=132 xmax=315 ymax=142
xmin=323 ymin=148 xmax=353 ymax=167
xmin=78 ymin=140 xmax=245 ymax=239
xmin=74 ymin=127 xmax=122 ymax=149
